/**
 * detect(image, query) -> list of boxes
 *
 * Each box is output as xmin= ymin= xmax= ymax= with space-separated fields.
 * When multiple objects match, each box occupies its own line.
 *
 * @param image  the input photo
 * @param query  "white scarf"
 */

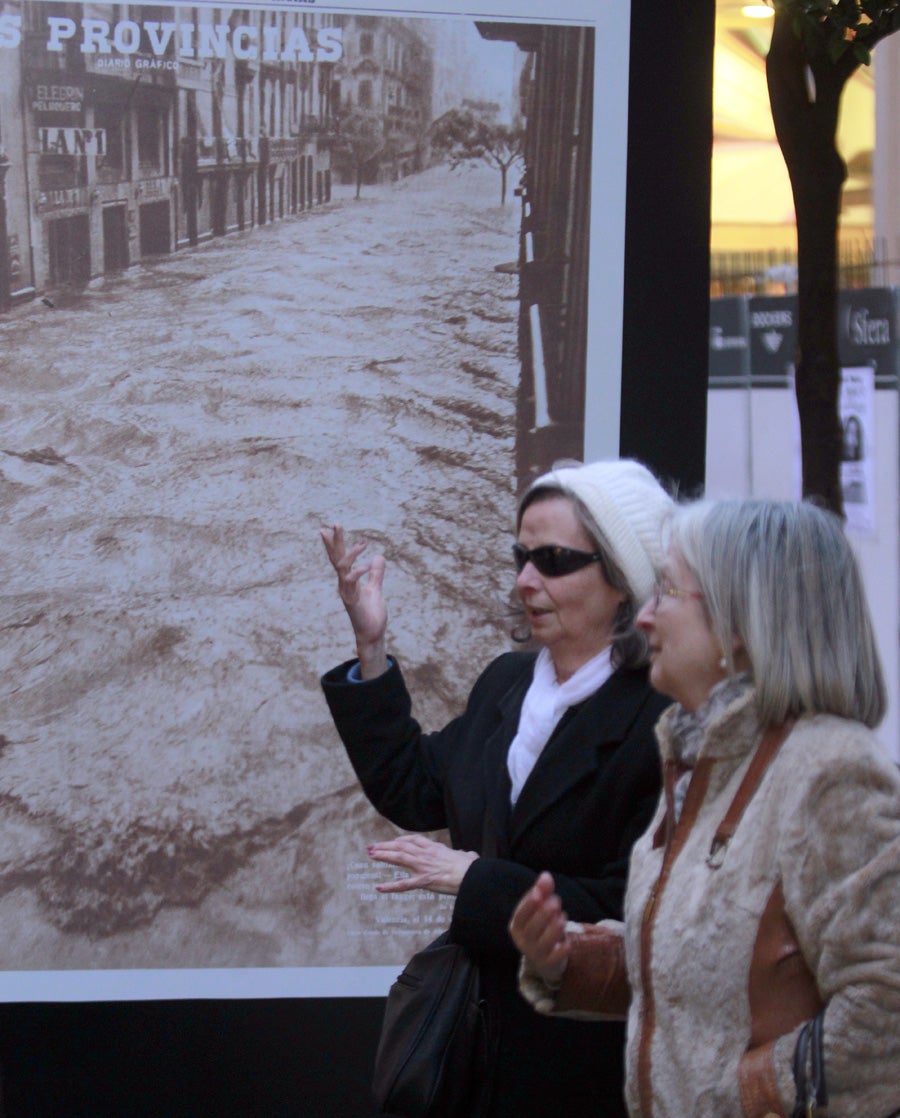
xmin=507 ymin=646 xmax=614 ymax=805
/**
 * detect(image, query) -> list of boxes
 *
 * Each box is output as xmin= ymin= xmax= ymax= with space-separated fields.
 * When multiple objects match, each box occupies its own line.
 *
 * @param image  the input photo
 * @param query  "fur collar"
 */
xmin=655 ymin=684 xmax=763 ymax=765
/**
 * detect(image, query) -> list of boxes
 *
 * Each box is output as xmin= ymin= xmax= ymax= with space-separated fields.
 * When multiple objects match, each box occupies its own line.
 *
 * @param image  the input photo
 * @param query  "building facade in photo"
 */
xmin=0 ymin=1 xmax=343 ymax=302
xmin=477 ymin=21 xmax=594 ymax=488
xmin=331 ymin=15 xmax=432 ymax=187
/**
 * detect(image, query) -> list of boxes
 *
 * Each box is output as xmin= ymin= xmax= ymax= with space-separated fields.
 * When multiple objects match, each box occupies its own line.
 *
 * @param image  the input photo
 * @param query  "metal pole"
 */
xmin=0 ymin=149 xmax=11 ymax=311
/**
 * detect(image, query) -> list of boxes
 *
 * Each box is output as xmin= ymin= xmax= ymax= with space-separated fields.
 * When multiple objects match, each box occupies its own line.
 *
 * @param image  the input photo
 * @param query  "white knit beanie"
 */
xmin=523 ymin=460 xmax=674 ymax=605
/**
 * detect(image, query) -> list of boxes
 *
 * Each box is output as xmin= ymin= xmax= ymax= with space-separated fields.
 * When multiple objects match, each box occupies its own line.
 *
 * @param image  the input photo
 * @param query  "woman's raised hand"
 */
xmin=509 ymin=871 xmax=571 ymax=985
xmin=320 ymin=524 xmax=389 ymax=678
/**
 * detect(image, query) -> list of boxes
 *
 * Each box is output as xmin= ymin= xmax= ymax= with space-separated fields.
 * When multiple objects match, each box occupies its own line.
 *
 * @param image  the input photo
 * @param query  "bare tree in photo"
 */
xmin=335 ymin=108 xmax=388 ymax=199
xmin=430 ymin=104 xmax=524 ymax=206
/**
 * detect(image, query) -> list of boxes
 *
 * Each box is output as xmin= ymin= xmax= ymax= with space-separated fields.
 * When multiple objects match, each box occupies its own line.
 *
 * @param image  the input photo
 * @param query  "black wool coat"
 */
xmin=321 ymin=651 xmax=668 ymax=1118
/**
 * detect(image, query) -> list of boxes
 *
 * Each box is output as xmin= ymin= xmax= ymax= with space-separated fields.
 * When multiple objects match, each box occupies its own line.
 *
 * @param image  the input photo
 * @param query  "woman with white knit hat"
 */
xmin=320 ymin=459 xmax=673 ymax=1118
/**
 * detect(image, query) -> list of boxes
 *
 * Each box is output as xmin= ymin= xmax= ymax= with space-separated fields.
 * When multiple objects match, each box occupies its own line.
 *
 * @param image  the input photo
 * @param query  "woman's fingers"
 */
xmin=510 ymin=875 xmax=567 ymax=958
xmin=365 ymin=553 xmax=386 ymax=592
xmin=514 ymin=898 xmax=564 ymax=952
xmin=337 ymin=540 xmax=369 ymax=574
xmin=375 ymin=874 xmax=423 ymax=894
xmin=318 ymin=524 xmax=343 ymax=562
xmin=533 ymin=871 xmax=557 ymax=900
xmin=368 ymin=835 xmax=439 ymax=871
xmin=510 ymin=884 xmax=571 ymax=985
xmin=321 ymin=527 xmax=385 ymax=603
xmin=510 ymin=873 xmax=558 ymax=932
xmin=321 ymin=526 xmax=366 ymax=569
xmin=366 ymin=836 xmax=475 ymax=896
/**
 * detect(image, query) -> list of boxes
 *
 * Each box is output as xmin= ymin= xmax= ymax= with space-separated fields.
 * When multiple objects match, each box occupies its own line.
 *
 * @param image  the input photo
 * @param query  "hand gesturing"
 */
xmin=320 ymin=524 xmax=389 ymax=678
xmin=368 ymin=835 xmax=479 ymax=897
xmin=509 ymin=872 xmax=571 ymax=985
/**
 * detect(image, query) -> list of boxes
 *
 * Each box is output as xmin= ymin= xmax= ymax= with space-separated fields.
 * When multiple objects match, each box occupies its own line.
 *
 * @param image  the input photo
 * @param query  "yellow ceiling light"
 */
xmin=741 ymin=4 xmax=774 ymax=17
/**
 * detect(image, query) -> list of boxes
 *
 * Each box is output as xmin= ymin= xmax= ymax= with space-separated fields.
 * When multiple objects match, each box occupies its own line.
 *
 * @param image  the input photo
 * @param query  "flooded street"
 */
xmin=0 ymin=163 xmax=520 ymax=972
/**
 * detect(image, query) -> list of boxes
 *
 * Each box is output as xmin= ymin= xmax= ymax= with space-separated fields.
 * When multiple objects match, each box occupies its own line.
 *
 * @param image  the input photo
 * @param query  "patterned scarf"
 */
xmin=669 ymin=672 xmax=754 ymax=822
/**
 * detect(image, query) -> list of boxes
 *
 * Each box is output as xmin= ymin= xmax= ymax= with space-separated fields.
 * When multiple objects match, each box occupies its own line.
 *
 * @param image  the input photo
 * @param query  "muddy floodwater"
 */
xmin=0 ymin=163 xmax=521 ymax=972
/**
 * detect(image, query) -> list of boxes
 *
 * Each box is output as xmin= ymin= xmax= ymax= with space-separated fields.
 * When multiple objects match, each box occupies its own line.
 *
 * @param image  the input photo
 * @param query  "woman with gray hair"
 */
xmin=320 ymin=459 xmax=673 ymax=1117
xmin=512 ymin=497 xmax=900 ymax=1118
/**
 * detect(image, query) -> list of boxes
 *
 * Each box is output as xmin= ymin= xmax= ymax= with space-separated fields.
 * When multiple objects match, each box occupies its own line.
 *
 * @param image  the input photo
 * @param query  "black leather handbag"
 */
xmin=791 ymin=1009 xmax=828 ymax=1117
xmin=372 ymin=930 xmax=488 ymax=1118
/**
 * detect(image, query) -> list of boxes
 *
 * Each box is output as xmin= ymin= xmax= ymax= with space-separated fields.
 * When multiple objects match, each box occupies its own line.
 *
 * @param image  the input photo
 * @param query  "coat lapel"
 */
xmin=508 ymin=668 xmax=652 ymax=845
xmin=480 ymin=657 xmax=535 ymax=855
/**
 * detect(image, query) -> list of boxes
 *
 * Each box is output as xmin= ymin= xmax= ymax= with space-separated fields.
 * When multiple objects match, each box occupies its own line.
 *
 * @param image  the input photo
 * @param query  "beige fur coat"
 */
xmin=521 ymin=690 xmax=900 ymax=1117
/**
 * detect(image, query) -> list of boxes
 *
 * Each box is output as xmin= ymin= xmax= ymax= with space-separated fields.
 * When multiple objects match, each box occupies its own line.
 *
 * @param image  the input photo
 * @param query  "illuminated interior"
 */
xmin=713 ymin=1 xmax=875 ymax=259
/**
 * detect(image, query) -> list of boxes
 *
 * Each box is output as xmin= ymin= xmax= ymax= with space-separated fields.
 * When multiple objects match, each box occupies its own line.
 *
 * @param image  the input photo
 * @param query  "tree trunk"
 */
xmin=766 ymin=10 xmax=856 ymax=516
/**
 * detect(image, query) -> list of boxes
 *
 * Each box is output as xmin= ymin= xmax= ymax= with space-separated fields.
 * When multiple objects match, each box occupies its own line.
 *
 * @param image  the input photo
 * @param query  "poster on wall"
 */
xmin=840 ymin=366 xmax=876 ymax=538
xmin=0 ymin=0 xmax=629 ymax=999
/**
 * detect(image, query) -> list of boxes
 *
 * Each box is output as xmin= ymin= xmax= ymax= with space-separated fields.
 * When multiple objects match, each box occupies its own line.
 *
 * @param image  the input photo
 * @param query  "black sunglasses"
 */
xmin=512 ymin=542 xmax=604 ymax=578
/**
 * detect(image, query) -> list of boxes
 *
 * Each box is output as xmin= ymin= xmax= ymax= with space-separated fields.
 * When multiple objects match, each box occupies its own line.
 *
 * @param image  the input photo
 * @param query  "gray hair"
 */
xmin=669 ymin=498 xmax=886 ymax=728
xmin=516 ymin=485 xmax=650 ymax=671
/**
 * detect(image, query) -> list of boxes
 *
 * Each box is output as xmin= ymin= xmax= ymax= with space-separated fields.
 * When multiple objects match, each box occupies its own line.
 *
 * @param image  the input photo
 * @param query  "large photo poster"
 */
xmin=0 ymin=0 xmax=629 ymax=998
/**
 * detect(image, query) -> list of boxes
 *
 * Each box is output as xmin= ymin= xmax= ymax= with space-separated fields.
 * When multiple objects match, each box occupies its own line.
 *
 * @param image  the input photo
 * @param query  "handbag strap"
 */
xmin=706 ymin=719 xmax=794 ymax=868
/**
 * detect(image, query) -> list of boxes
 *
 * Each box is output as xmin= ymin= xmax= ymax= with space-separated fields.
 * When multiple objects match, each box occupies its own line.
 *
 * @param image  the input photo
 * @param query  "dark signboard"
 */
xmin=747 ymin=294 xmax=796 ymax=385
xmin=838 ymin=287 xmax=898 ymax=383
xmin=708 ymin=295 xmax=750 ymax=384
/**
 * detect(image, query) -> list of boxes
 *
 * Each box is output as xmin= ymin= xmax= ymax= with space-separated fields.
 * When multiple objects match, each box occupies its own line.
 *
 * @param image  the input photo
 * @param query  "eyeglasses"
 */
xmin=653 ymin=578 xmax=703 ymax=609
xmin=512 ymin=542 xmax=604 ymax=578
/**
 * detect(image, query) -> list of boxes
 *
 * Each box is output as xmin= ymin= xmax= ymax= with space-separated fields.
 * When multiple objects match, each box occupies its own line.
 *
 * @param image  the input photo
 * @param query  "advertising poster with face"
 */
xmin=0 ymin=0 xmax=628 ymax=999
xmin=840 ymin=366 xmax=876 ymax=537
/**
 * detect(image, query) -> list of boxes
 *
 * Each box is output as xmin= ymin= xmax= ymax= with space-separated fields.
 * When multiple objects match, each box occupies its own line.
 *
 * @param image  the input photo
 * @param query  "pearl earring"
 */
xmin=719 ymin=656 xmax=727 ymax=670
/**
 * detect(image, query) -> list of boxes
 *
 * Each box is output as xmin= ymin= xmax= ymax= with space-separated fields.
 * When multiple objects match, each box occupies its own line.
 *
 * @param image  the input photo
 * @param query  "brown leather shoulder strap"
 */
xmin=707 ymin=719 xmax=795 ymax=868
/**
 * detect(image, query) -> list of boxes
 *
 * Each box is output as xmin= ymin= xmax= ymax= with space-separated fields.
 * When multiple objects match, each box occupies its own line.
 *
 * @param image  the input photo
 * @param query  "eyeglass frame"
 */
xmin=512 ymin=542 xmax=605 ymax=579
xmin=652 ymin=578 xmax=704 ymax=610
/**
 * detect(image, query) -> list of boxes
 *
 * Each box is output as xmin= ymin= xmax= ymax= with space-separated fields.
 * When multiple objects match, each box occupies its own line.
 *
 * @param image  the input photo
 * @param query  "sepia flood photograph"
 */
xmin=0 ymin=0 xmax=616 ymax=990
